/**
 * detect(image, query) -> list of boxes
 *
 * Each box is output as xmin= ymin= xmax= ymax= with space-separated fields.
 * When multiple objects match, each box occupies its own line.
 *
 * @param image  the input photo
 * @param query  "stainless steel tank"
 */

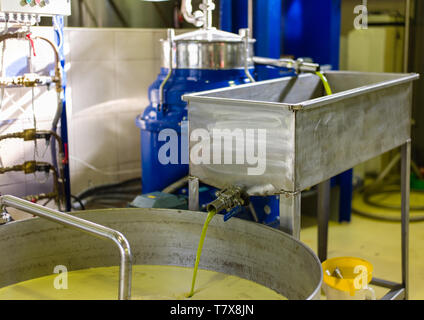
xmin=0 ymin=208 xmax=322 ymax=300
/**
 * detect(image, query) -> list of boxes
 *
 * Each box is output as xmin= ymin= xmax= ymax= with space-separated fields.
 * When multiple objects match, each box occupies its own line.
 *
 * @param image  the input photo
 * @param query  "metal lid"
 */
xmin=161 ymin=28 xmax=255 ymax=70
xmin=170 ymin=28 xmax=256 ymax=43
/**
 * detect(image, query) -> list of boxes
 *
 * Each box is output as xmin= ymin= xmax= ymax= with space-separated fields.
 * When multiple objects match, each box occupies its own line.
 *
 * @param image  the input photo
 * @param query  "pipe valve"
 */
xmin=206 ymin=186 xmax=249 ymax=215
xmin=0 ymin=208 xmax=13 ymax=225
xmin=252 ymin=56 xmax=320 ymax=74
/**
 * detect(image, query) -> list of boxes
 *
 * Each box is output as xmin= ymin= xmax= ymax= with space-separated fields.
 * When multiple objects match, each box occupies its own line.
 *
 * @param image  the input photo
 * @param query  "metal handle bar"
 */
xmin=0 ymin=195 xmax=133 ymax=300
xmin=252 ymin=56 xmax=320 ymax=73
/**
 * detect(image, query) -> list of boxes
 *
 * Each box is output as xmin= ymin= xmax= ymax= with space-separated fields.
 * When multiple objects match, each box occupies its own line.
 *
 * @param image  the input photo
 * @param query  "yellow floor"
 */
xmin=300 ymin=191 xmax=424 ymax=300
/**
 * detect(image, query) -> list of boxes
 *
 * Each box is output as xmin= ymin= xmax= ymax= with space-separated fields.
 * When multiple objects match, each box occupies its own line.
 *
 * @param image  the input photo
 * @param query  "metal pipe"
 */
xmin=202 ymin=0 xmax=214 ymax=29
xmin=248 ymin=0 xmax=253 ymax=35
xmin=0 ymin=32 xmax=27 ymax=43
xmin=181 ymin=0 xmax=201 ymax=27
xmin=401 ymin=140 xmax=411 ymax=299
xmin=181 ymin=0 xmax=215 ymax=28
xmin=188 ymin=176 xmax=199 ymax=211
xmin=0 ymin=32 xmax=63 ymax=142
xmin=0 ymin=129 xmax=65 ymax=207
xmin=403 ymin=0 xmax=411 ymax=72
xmin=0 ymin=161 xmax=63 ymax=210
xmin=0 ymin=195 xmax=133 ymax=300
xmin=162 ymin=176 xmax=189 ymax=194
xmin=317 ymin=180 xmax=331 ymax=262
xmin=240 ymin=28 xmax=255 ymax=82
xmin=159 ymin=28 xmax=174 ymax=113
xmin=252 ymin=56 xmax=320 ymax=73
xmin=34 ymin=36 xmax=64 ymax=184
xmin=0 ymin=74 xmax=56 ymax=88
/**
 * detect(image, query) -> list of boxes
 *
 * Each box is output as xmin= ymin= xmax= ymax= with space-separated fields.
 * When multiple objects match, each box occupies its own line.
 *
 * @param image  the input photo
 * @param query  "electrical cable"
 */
xmin=43 ymin=198 xmax=52 ymax=206
xmin=76 ymin=177 xmax=141 ymax=199
xmin=72 ymin=177 xmax=141 ymax=210
xmin=71 ymin=195 xmax=85 ymax=211
xmin=352 ymin=178 xmax=424 ymax=222
xmin=363 ymin=188 xmax=424 ymax=211
xmin=352 ymin=206 xmax=424 ymax=222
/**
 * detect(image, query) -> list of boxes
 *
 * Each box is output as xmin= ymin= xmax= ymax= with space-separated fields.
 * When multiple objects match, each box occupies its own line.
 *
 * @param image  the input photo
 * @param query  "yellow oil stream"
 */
xmin=0 ymin=265 xmax=286 ymax=300
xmin=188 ymin=209 xmax=216 ymax=297
xmin=316 ymin=71 xmax=333 ymax=95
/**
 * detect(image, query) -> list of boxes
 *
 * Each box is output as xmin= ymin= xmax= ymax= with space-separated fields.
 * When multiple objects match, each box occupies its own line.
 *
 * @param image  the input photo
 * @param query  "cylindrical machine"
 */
xmin=136 ymin=28 xmax=255 ymax=193
xmin=0 ymin=209 xmax=323 ymax=300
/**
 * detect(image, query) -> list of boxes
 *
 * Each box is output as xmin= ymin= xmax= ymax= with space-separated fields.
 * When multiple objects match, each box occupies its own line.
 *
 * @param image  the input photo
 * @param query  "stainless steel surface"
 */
xmin=317 ymin=180 xmax=331 ymax=262
xmin=0 ymin=195 xmax=133 ymax=300
xmin=184 ymin=71 xmax=419 ymax=194
xmin=279 ymin=192 xmax=301 ymax=239
xmin=161 ymin=29 xmax=255 ymax=70
xmin=401 ymin=140 xmax=411 ymax=299
xmin=188 ymin=176 xmax=199 ymax=211
xmin=371 ymin=277 xmax=401 ymax=289
xmin=248 ymin=0 xmax=253 ymax=34
xmin=381 ymin=287 xmax=405 ymax=300
xmin=0 ymin=208 xmax=323 ymax=300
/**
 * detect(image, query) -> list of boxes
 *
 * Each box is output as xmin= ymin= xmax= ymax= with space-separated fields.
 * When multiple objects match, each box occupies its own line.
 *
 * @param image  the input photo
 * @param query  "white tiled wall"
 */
xmin=1 ymin=27 xmax=174 ymax=199
xmin=64 ymin=28 xmax=171 ymax=195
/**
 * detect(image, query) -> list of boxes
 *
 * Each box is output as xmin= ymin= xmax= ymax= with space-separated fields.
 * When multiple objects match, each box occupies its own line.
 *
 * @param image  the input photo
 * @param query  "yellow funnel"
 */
xmin=322 ymin=257 xmax=373 ymax=297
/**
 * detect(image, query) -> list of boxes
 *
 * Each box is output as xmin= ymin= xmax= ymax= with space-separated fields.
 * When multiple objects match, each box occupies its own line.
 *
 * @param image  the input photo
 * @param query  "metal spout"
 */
xmin=206 ymin=186 xmax=249 ymax=214
xmin=0 ymin=208 xmax=13 ymax=225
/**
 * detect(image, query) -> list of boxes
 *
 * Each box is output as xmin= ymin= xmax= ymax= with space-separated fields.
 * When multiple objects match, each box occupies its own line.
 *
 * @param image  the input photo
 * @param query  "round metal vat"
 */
xmin=0 ymin=208 xmax=322 ymax=300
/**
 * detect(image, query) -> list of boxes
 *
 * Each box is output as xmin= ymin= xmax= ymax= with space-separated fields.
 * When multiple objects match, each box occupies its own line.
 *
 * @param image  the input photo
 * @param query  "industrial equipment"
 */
xmin=0 ymin=0 xmax=71 ymax=210
xmin=0 ymin=0 xmax=70 ymax=26
xmin=0 ymin=0 xmax=71 ymax=16
xmin=183 ymin=70 xmax=418 ymax=300
xmin=135 ymin=0 xmax=318 ymax=227
xmin=136 ymin=25 xmax=255 ymax=193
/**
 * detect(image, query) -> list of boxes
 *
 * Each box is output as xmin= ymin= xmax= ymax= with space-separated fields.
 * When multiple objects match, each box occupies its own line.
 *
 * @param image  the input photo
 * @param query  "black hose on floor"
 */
xmin=352 ymin=188 xmax=424 ymax=222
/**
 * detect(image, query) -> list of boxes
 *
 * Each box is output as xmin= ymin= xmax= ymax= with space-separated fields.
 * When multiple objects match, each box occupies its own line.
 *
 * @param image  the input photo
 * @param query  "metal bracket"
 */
xmin=278 ymin=190 xmax=301 ymax=239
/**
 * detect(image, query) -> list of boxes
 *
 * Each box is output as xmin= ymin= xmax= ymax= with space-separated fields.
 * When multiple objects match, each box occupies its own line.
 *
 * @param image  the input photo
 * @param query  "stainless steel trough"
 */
xmin=183 ymin=71 xmax=419 ymax=195
xmin=183 ymin=70 xmax=419 ymax=300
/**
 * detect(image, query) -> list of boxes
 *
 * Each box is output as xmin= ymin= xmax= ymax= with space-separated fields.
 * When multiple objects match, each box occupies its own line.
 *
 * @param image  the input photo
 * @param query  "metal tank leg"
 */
xmin=188 ymin=176 xmax=200 ymax=211
xmin=279 ymin=191 xmax=301 ymax=240
xmin=401 ymin=140 xmax=411 ymax=300
xmin=317 ymin=180 xmax=331 ymax=262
